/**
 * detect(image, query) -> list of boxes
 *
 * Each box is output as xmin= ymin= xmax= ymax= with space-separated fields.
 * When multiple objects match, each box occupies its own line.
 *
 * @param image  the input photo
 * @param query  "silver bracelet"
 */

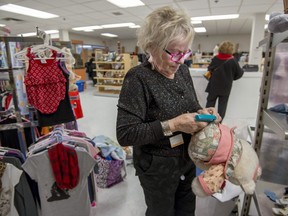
xmin=160 ymin=120 xmax=173 ymax=136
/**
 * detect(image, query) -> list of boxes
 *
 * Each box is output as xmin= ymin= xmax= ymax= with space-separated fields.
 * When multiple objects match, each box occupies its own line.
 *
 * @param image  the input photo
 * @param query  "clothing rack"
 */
xmin=0 ymin=36 xmax=43 ymax=155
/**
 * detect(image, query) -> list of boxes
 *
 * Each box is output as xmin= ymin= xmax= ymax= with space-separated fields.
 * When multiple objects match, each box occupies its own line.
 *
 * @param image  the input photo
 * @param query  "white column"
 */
xmin=249 ymin=13 xmax=266 ymax=67
xmin=59 ymin=29 xmax=70 ymax=41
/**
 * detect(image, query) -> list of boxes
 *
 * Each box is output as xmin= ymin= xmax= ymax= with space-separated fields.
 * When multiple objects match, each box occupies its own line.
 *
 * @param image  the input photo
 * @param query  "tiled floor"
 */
xmin=77 ymin=81 xmax=287 ymax=216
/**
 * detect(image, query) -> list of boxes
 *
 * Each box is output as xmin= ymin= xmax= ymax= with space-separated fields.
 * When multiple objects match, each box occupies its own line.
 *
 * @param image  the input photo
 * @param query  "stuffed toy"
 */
xmin=188 ymin=123 xmax=261 ymax=197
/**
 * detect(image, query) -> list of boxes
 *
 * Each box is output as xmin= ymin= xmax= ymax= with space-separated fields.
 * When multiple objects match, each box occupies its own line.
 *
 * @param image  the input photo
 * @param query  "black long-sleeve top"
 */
xmin=116 ymin=60 xmax=202 ymax=157
xmin=206 ymin=56 xmax=244 ymax=96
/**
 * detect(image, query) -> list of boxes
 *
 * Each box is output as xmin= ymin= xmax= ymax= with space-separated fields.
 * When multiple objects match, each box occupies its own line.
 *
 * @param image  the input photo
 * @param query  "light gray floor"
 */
xmin=76 ymin=81 xmax=271 ymax=216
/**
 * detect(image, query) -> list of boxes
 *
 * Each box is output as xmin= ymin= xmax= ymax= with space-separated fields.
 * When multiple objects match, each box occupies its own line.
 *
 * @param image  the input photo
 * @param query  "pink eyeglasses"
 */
xmin=164 ymin=49 xmax=192 ymax=62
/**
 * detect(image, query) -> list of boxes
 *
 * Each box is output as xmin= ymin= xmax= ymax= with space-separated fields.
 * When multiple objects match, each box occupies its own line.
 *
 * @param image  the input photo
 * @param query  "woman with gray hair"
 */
xmin=116 ymin=6 xmax=221 ymax=216
xmin=205 ymin=41 xmax=244 ymax=122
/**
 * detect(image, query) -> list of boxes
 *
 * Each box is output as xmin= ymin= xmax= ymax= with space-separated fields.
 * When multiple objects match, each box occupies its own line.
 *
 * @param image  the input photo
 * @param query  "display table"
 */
xmin=190 ymin=69 xmax=263 ymax=119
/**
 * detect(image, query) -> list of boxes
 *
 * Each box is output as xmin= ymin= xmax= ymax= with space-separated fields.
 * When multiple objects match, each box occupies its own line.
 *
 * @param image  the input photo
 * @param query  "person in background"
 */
xmin=116 ymin=6 xmax=221 ymax=216
xmin=205 ymin=41 xmax=244 ymax=122
xmin=184 ymin=53 xmax=193 ymax=67
xmin=85 ymin=53 xmax=96 ymax=84
xmin=213 ymin=43 xmax=219 ymax=56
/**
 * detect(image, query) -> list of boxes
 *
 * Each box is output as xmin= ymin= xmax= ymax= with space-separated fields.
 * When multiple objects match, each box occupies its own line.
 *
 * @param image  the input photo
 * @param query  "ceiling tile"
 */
xmin=0 ymin=0 xmax=284 ymax=39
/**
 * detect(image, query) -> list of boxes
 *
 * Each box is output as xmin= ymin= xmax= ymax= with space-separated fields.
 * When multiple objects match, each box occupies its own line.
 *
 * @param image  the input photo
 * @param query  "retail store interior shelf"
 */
xmin=263 ymin=110 xmax=288 ymax=140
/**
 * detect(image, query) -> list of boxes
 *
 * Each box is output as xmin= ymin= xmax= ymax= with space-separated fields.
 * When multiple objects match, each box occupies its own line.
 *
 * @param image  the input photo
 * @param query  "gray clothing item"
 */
xmin=22 ymin=148 xmax=96 ymax=216
xmin=268 ymin=12 xmax=288 ymax=33
xmin=2 ymin=156 xmax=38 ymax=216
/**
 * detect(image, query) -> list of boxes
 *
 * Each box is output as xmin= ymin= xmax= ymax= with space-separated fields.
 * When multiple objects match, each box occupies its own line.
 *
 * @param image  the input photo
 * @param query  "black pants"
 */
xmin=206 ymin=94 xmax=230 ymax=121
xmin=133 ymin=149 xmax=196 ymax=216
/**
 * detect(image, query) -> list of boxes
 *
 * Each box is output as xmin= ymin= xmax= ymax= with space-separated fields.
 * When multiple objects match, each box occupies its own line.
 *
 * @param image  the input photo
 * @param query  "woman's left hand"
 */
xmin=197 ymin=107 xmax=222 ymax=123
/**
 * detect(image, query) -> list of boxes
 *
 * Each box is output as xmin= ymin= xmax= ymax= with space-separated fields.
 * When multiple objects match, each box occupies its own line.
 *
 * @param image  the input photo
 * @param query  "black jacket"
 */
xmin=205 ymin=56 xmax=244 ymax=96
xmin=116 ymin=60 xmax=202 ymax=157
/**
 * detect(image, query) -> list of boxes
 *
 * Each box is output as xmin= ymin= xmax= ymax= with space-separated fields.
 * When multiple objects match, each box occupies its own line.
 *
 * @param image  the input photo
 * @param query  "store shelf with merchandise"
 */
xmin=93 ymin=51 xmax=138 ymax=96
xmin=240 ymin=29 xmax=288 ymax=216
xmin=191 ymin=52 xmax=212 ymax=68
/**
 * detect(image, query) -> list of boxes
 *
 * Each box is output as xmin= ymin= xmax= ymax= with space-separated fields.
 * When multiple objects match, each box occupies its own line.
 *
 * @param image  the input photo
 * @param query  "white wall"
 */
xmin=69 ymin=32 xmax=106 ymax=46
xmin=68 ymin=33 xmax=251 ymax=54
xmin=193 ymin=34 xmax=251 ymax=53
xmin=107 ymin=34 xmax=251 ymax=54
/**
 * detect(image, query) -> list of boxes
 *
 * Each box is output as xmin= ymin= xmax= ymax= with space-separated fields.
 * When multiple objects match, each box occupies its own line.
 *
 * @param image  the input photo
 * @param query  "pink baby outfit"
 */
xmin=25 ymin=48 xmax=67 ymax=114
xmin=191 ymin=123 xmax=243 ymax=195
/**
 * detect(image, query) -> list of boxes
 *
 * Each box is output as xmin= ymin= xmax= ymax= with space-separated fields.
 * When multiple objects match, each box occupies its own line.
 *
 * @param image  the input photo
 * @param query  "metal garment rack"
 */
xmin=240 ymin=29 xmax=288 ymax=216
xmin=0 ymin=36 xmax=43 ymax=155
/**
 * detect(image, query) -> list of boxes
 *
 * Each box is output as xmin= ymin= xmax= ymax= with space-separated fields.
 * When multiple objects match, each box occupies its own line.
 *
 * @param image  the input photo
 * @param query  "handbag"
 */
xmin=203 ymin=57 xmax=233 ymax=80
xmin=95 ymin=155 xmax=126 ymax=188
xmin=203 ymin=70 xmax=212 ymax=80
xmin=93 ymin=135 xmax=127 ymax=188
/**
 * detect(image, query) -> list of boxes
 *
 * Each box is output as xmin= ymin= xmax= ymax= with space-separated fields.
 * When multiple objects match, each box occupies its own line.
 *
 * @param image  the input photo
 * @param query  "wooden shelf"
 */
xmin=93 ymin=69 xmax=125 ymax=72
xmin=94 ymin=61 xmax=124 ymax=64
xmin=93 ymin=53 xmax=137 ymax=95
xmin=94 ymin=77 xmax=124 ymax=80
xmin=96 ymin=84 xmax=122 ymax=87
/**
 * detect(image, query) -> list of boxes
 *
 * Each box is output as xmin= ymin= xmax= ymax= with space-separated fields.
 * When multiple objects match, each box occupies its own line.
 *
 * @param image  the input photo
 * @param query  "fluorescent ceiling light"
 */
xmin=0 ymin=4 xmax=58 ymax=19
xmin=191 ymin=20 xmax=202 ymax=24
xmin=45 ymin=30 xmax=59 ymax=34
xmin=17 ymin=30 xmax=59 ymax=37
xmin=101 ymin=33 xmax=118 ymax=37
xmin=106 ymin=0 xmax=144 ymax=8
xmin=102 ymin=23 xmax=135 ymax=28
xmin=265 ymin=14 xmax=270 ymax=21
xmin=17 ymin=32 xmax=36 ymax=37
xmin=194 ymin=27 xmax=206 ymax=33
xmin=129 ymin=25 xmax=141 ymax=28
xmin=84 ymin=29 xmax=94 ymax=32
xmin=0 ymin=24 xmax=6 ymax=27
xmin=72 ymin=23 xmax=136 ymax=32
xmin=72 ymin=26 xmax=103 ymax=31
xmin=191 ymin=14 xmax=239 ymax=21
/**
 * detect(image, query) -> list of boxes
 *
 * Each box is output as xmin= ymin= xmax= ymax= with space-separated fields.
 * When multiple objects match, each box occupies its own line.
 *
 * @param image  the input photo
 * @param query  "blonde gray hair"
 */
xmin=218 ymin=41 xmax=235 ymax=54
xmin=137 ymin=6 xmax=194 ymax=56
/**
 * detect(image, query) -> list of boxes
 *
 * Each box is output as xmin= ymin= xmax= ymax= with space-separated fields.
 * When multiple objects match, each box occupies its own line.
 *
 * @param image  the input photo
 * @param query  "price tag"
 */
xmin=40 ymin=59 xmax=47 ymax=64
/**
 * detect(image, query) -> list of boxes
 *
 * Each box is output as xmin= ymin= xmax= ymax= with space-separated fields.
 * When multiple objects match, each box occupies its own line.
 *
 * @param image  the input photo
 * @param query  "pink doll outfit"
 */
xmin=24 ymin=48 xmax=67 ymax=114
xmin=191 ymin=123 xmax=243 ymax=195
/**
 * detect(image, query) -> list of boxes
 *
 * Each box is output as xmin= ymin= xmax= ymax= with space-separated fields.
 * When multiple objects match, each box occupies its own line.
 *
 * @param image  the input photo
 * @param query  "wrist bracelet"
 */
xmin=161 ymin=120 xmax=173 ymax=136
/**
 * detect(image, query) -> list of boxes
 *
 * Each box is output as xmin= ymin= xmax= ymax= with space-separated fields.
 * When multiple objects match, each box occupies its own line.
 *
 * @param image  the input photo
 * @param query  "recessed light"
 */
xmin=191 ymin=14 xmax=239 ymax=21
xmin=129 ymin=25 xmax=141 ymax=28
xmin=194 ymin=27 xmax=206 ymax=33
xmin=191 ymin=20 xmax=202 ymax=24
xmin=72 ymin=26 xmax=103 ymax=31
xmin=17 ymin=30 xmax=59 ymax=37
xmin=0 ymin=4 xmax=58 ymax=19
xmin=106 ymin=0 xmax=144 ymax=8
xmin=101 ymin=33 xmax=118 ymax=37
xmin=101 ymin=23 xmax=136 ymax=28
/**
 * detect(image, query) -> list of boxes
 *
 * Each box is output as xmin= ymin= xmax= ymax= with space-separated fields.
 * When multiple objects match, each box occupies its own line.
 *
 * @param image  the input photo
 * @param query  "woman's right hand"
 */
xmin=169 ymin=113 xmax=208 ymax=134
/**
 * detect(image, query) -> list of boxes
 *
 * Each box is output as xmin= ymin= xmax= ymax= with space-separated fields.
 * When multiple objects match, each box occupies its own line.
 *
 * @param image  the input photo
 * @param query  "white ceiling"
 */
xmin=0 ymin=0 xmax=285 ymax=40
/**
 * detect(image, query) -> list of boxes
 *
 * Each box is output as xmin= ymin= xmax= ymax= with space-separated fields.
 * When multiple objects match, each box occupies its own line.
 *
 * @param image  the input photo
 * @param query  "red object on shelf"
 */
xmin=69 ymin=90 xmax=84 ymax=119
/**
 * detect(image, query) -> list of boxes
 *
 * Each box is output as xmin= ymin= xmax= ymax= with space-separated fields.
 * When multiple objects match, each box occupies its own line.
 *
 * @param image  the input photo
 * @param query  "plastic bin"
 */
xmin=76 ymin=80 xmax=85 ymax=92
